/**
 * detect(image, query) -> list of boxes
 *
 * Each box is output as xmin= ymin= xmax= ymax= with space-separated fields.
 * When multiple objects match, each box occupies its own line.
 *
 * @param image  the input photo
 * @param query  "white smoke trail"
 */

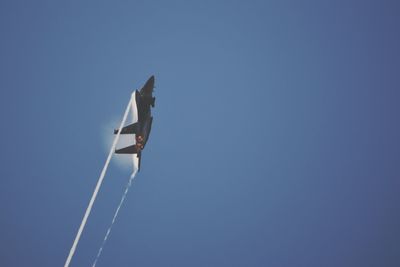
xmin=92 ymin=91 xmax=139 ymax=266
xmin=64 ymin=96 xmax=133 ymax=267
xmin=92 ymin=168 xmax=138 ymax=267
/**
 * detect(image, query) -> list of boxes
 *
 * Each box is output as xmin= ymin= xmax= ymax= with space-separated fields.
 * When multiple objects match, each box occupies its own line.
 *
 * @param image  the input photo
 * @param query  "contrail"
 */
xmin=64 ymin=96 xmax=133 ymax=267
xmin=92 ymin=93 xmax=139 ymax=266
xmin=92 ymin=168 xmax=138 ymax=267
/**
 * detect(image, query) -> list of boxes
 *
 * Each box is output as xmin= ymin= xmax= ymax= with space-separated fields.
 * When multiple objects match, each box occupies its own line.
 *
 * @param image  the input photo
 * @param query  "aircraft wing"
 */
xmin=115 ymin=145 xmax=139 ymax=154
xmin=114 ymin=122 xmax=139 ymax=134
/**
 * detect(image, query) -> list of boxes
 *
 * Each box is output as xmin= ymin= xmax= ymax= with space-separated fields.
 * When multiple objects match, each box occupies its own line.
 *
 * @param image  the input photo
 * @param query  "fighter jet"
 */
xmin=114 ymin=75 xmax=155 ymax=171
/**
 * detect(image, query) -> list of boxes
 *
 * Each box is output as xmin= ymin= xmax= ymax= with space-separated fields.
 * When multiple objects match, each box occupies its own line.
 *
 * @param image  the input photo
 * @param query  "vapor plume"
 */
xmin=64 ymin=96 xmax=133 ymax=267
xmin=92 ymin=168 xmax=138 ymax=267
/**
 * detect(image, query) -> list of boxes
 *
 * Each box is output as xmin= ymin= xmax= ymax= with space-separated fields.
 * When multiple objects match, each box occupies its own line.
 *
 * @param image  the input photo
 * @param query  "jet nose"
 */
xmin=144 ymin=75 xmax=155 ymax=89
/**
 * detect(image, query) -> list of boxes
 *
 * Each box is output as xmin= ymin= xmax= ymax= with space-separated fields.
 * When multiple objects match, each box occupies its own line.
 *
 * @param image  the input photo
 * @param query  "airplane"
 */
xmin=114 ymin=75 xmax=155 ymax=171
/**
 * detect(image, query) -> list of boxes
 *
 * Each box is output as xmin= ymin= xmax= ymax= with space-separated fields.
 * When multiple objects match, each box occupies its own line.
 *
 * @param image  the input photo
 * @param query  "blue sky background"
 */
xmin=1 ymin=1 xmax=399 ymax=266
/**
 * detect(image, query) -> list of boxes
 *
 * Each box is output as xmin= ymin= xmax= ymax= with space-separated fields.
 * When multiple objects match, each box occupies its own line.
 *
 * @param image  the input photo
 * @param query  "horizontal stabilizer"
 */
xmin=114 ymin=122 xmax=139 ymax=134
xmin=115 ymin=145 xmax=138 ymax=154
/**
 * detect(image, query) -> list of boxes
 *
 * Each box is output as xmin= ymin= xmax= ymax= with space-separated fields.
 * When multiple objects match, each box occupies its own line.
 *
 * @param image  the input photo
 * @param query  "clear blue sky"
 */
xmin=1 ymin=1 xmax=399 ymax=266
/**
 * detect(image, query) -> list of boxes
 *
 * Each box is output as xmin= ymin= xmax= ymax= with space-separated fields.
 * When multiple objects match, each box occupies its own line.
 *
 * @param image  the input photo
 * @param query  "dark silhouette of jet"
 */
xmin=114 ymin=75 xmax=155 ymax=171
